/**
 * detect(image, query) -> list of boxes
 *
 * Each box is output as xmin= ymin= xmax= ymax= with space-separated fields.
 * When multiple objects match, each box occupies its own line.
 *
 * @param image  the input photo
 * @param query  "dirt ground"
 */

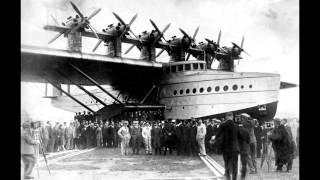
xmin=26 ymin=148 xmax=215 ymax=180
xmin=21 ymin=148 xmax=299 ymax=180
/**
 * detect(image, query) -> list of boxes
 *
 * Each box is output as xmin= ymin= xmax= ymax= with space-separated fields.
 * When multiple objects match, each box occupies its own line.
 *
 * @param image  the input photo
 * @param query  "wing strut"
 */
xmin=44 ymin=78 xmax=95 ymax=113
xmin=140 ymin=85 xmax=156 ymax=104
xmin=57 ymin=70 xmax=109 ymax=107
xmin=68 ymin=63 xmax=124 ymax=105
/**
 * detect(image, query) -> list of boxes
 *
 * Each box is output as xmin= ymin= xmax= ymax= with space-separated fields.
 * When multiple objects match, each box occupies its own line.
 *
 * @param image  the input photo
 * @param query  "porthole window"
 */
xmin=215 ymin=86 xmax=220 ymax=92
xmin=223 ymin=85 xmax=229 ymax=91
xmin=179 ymin=89 xmax=183 ymax=94
xmin=249 ymin=84 xmax=253 ymax=88
xmin=193 ymin=63 xmax=199 ymax=70
xmin=186 ymin=89 xmax=190 ymax=94
xmin=232 ymin=85 xmax=238 ymax=91
xmin=200 ymin=87 xmax=204 ymax=93
xmin=178 ymin=65 xmax=183 ymax=71
xmin=165 ymin=67 xmax=170 ymax=74
xmin=192 ymin=88 xmax=197 ymax=93
xmin=185 ymin=64 xmax=191 ymax=71
xmin=241 ymin=85 xmax=244 ymax=89
xmin=207 ymin=87 xmax=212 ymax=92
xmin=173 ymin=90 xmax=177 ymax=95
xmin=171 ymin=66 xmax=176 ymax=73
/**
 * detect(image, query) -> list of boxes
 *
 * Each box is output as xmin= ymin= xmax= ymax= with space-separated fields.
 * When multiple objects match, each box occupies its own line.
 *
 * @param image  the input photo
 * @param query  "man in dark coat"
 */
xmin=107 ymin=123 xmax=115 ymax=148
xmin=237 ymin=119 xmax=251 ymax=180
xmin=205 ymin=119 xmax=214 ymax=154
xmin=21 ymin=121 xmax=40 ymax=179
xmin=190 ymin=119 xmax=198 ymax=156
xmin=162 ymin=121 xmax=175 ymax=155
xmin=269 ymin=119 xmax=293 ymax=172
xmin=214 ymin=112 xmax=239 ymax=180
xmin=281 ymin=118 xmax=295 ymax=172
xmin=130 ymin=121 xmax=142 ymax=154
xmin=151 ymin=122 xmax=162 ymax=155
xmin=175 ymin=120 xmax=184 ymax=155
xmin=45 ymin=121 xmax=53 ymax=153
xmin=254 ymin=123 xmax=263 ymax=158
xmin=102 ymin=122 xmax=108 ymax=148
xmin=182 ymin=121 xmax=191 ymax=155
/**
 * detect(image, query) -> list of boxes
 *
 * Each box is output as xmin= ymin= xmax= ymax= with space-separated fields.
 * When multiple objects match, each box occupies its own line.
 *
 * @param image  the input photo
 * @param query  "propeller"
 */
xmin=231 ymin=36 xmax=250 ymax=56
xmin=93 ymin=13 xmax=140 ymax=52
xmin=112 ymin=12 xmax=141 ymax=41
xmin=125 ymin=20 xmax=171 ymax=55
xmin=49 ymin=2 xmax=101 ymax=44
xmin=178 ymin=26 xmax=199 ymax=61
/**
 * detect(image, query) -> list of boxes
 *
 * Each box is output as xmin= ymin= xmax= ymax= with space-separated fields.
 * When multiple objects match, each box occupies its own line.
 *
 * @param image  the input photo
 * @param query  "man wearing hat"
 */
xmin=241 ymin=113 xmax=258 ymax=174
xmin=130 ymin=120 xmax=142 ymax=155
xmin=214 ymin=112 xmax=239 ymax=180
xmin=117 ymin=121 xmax=131 ymax=155
xmin=21 ymin=121 xmax=40 ymax=179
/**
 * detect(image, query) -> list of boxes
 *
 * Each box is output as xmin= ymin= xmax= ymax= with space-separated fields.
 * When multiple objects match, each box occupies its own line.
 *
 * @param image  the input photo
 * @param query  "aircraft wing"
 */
xmin=21 ymin=44 xmax=163 ymax=98
xmin=280 ymin=81 xmax=298 ymax=89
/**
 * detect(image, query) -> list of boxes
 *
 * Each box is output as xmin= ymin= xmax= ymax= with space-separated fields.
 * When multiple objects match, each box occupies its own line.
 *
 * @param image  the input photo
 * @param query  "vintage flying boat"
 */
xmin=21 ymin=1 xmax=297 ymax=122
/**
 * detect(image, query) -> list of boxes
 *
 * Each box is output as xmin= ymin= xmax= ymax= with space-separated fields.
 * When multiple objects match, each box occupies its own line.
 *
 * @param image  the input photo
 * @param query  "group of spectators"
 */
xmin=212 ymin=112 xmax=298 ymax=180
xmin=22 ymin=110 xmax=299 ymax=180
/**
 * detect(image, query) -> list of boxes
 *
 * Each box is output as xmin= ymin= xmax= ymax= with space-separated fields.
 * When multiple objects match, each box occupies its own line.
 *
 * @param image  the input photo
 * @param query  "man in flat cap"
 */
xmin=21 ymin=121 xmax=40 ymax=179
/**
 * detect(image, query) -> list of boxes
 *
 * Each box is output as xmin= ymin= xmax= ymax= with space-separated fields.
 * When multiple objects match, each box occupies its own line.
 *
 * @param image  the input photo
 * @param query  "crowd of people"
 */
xmin=212 ymin=112 xmax=298 ymax=180
xmin=21 ymin=110 xmax=299 ymax=180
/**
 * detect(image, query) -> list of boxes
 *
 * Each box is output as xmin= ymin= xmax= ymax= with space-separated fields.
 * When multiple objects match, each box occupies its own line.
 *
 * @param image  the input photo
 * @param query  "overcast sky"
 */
xmin=21 ymin=0 xmax=299 ymax=122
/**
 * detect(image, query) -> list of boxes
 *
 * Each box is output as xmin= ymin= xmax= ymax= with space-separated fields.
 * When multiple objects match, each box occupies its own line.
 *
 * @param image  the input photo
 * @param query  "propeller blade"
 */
xmin=70 ymin=2 xmax=84 ymax=19
xmin=92 ymin=39 xmax=103 ymax=52
xmin=129 ymin=29 xmax=143 ymax=43
xmin=48 ymin=30 xmax=67 ymax=44
xmin=150 ymin=19 xmax=161 ymax=33
xmin=217 ymin=30 xmax=221 ymax=46
xmin=156 ymin=49 xmax=165 ymax=58
xmin=186 ymin=53 xmax=191 ymax=61
xmin=153 ymin=23 xmax=171 ymax=44
xmin=70 ymin=23 xmax=83 ymax=34
xmin=192 ymin=26 xmax=199 ymax=40
xmin=179 ymin=28 xmax=189 ymax=37
xmin=128 ymin=13 xmax=138 ymax=27
xmin=87 ymin=8 xmax=101 ymax=20
xmin=243 ymin=50 xmax=250 ymax=56
xmin=50 ymin=15 xmax=59 ymax=25
xmin=112 ymin=12 xmax=126 ymax=26
xmin=241 ymin=36 xmax=244 ymax=49
xmin=88 ymin=24 xmax=99 ymax=39
xmin=124 ymin=44 xmax=136 ymax=54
